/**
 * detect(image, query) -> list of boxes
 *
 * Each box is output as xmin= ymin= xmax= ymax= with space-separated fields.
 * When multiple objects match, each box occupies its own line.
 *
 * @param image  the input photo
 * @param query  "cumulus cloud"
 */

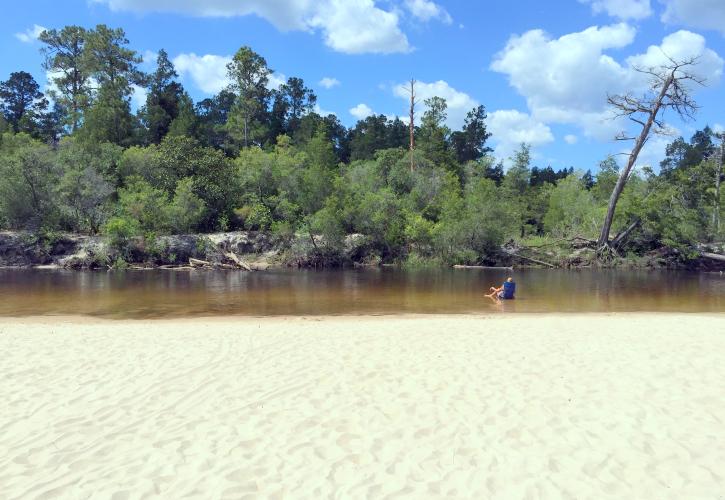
xmin=92 ymin=0 xmax=410 ymax=54
xmin=267 ymin=72 xmax=287 ymax=91
xmin=314 ymin=103 xmax=336 ymax=116
xmin=579 ymin=0 xmax=652 ymax=20
xmin=660 ymin=0 xmax=725 ymax=36
xmin=15 ymin=24 xmax=47 ymax=43
xmin=487 ymin=110 xmax=554 ymax=161
xmin=564 ymin=134 xmax=578 ymax=144
xmin=392 ymin=79 xmax=478 ymax=129
xmin=491 ymin=24 xmax=723 ymax=143
xmin=403 ymin=0 xmax=452 ymax=24
xmin=626 ymin=30 xmax=723 ymax=84
xmin=172 ymin=52 xmax=288 ymax=94
xmin=172 ymin=53 xmax=231 ymax=94
xmin=319 ymin=77 xmax=341 ymax=89
xmin=349 ymin=103 xmax=374 ymax=120
xmin=131 ymin=84 xmax=148 ymax=110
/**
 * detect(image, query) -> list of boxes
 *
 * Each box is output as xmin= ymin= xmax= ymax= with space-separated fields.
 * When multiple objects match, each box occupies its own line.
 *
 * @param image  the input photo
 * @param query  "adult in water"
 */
xmin=486 ymin=277 xmax=516 ymax=301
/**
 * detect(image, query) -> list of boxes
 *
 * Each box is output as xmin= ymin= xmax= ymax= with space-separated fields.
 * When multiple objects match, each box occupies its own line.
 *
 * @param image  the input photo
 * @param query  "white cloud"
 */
xmin=131 ymin=84 xmax=148 ymax=110
xmin=349 ymin=103 xmax=374 ymax=120
xmin=491 ymin=24 xmax=723 ymax=143
xmin=314 ymin=103 xmax=336 ymax=116
xmin=267 ymin=72 xmax=287 ymax=91
xmin=92 ymin=0 xmax=410 ymax=54
xmin=579 ymin=0 xmax=652 ymax=20
xmin=660 ymin=0 xmax=725 ymax=36
xmin=15 ymin=24 xmax=47 ymax=43
xmin=714 ymin=123 xmax=724 ymax=134
xmin=403 ymin=0 xmax=452 ymax=24
xmin=310 ymin=0 xmax=409 ymax=54
xmin=319 ymin=77 xmax=341 ymax=89
xmin=488 ymin=109 xmax=554 ymax=161
xmin=392 ymin=79 xmax=479 ymax=129
xmin=172 ymin=53 xmax=231 ymax=94
xmin=173 ymin=52 xmax=288 ymax=94
xmin=564 ymin=134 xmax=578 ymax=144
xmin=626 ymin=30 xmax=723 ymax=84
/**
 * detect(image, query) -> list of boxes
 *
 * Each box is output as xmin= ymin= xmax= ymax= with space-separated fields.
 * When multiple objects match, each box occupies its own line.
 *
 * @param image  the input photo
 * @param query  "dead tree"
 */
xmin=597 ymin=57 xmax=706 ymax=258
xmin=406 ymin=78 xmax=418 ymax=172
xmin=713 ymin=132 xmax=724 ymax=235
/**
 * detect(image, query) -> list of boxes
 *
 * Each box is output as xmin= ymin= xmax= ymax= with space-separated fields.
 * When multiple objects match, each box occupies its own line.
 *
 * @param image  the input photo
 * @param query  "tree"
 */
xmin=80 ymin=25 xmax=144 ymax=146
xmin=597 ymin=57 xmax=705 ymax=256
xmin=39 ymin=26 xmax=90 ymax=132
xmin=450 ymin=105 xmax=492 ymax=164
xmin=194 ymin=89 xmax=235 ymax=152
xmin=141 ymin=49 xmax=189 ymax=144
xmin=0 ymin=133 xmax=59 ymax=229
xmin=419 ymin=97 xmax=456 ymax=172
xmin=56 ymin=147 xmax=114 ymax=233
xmin=0 ymin=72 xmax=48 ymax=135
xmin=226 ymin=46 xmax=272 ymax=148
xmin=278 ymin=77 xmax=316 ymax=135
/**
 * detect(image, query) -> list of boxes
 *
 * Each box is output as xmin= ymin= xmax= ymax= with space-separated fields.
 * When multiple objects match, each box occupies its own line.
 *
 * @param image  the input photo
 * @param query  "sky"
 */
xmin=2 ymin=0 xmax=725 ymax=171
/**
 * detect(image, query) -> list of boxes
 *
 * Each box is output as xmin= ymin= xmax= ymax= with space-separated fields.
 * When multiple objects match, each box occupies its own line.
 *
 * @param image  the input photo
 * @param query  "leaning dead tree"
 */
xmin=597 ymin=56 xmax=706 ymax=258
xmin=406 ymin=78 xmax=418 ymax=172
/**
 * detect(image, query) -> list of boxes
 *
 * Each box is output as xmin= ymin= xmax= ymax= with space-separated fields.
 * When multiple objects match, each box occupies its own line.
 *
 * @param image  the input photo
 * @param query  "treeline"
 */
xmin=0 ymin=24 xmax=722 ymax=265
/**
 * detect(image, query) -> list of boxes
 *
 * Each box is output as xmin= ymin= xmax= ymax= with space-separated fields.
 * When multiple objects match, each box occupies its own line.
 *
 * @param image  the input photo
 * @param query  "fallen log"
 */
xmin=701 ymin=252 xmax=725 ymax=262
xmin=189 ymin=258 xmax=211 ymax=267
xmin=224 ymin=251 xmax=253 ymax=271
xmin=507 ymin=252 xmax=556 ymax=268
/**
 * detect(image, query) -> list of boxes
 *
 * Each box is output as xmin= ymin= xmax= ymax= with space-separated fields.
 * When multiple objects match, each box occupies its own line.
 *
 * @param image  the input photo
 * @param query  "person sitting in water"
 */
xmin=486 ymin=277 xmax=516 ymax=300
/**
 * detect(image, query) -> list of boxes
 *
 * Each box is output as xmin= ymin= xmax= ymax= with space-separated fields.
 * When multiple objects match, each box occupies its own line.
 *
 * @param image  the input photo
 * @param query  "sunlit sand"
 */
xmin=1 ymin=314 xmax=723 ymax=498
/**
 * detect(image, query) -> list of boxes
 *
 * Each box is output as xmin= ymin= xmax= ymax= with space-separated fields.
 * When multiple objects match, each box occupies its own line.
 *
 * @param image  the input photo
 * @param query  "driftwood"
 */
xmin=523 ymin=236 xmax=595 ymax=249
xmin=701 ymin=252 xmax=725 ymax=262
xmin=189 ymin=258 xmax=211 ymax=267
xmin=506 ymin=252 xmax=556 ymax=268
xmin=453 ymin=265 xmax=513 ymax=270
xmin=224 ymin=251 xmax=253 ymax=271
xmin=612 ymin=218 xmax=641 ymax=249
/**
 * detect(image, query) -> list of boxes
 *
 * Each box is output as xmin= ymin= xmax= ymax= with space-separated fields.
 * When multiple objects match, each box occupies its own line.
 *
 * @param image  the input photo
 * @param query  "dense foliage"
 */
xmin=1 ymin=25 xmax=722 ymax=265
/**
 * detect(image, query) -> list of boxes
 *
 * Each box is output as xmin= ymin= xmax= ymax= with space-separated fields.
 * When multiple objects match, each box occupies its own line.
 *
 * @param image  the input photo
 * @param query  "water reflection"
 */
xmin=0 ymin=268 xmax=722 ymax=318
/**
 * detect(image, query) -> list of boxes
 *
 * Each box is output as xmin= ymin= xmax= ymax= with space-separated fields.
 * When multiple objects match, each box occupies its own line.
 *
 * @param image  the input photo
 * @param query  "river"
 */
xmin=0 ymin=268 xmax=723 ymax=318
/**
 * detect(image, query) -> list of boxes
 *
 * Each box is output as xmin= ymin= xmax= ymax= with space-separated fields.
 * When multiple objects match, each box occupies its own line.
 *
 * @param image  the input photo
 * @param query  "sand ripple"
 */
xmin=1 ymin=314 xmax=724 ymax=499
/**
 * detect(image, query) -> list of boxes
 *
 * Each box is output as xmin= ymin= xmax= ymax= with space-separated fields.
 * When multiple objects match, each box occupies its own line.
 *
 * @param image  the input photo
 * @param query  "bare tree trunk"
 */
xmin=408 ymin=78 xmax=416 ymax=172
xmin=713 ymin=135 xmax=723 ymax=235
xmin=597 ymin=73 xmax=674 ymax=252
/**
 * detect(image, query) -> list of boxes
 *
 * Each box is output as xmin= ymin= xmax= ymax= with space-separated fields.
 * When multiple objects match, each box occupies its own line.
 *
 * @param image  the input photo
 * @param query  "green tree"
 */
xmin=141 ymin=49 xmax=190 ymax=144
xmin=450 ymin=105 xmax=492 ymax=164
xmin=226 ymin=46 xmax=272 ymax=148
xmin=39 ymin=26 xmax=90 ymax=132
xmin=0 ymin=72 xmax=48 ymax=135
xmin=55 ymin=138 xmax=114 ymax=233
xmin=0 ymin=133 xmax=59 ymax=229
xmin=80 ymin=25 xmax=143 ymax=146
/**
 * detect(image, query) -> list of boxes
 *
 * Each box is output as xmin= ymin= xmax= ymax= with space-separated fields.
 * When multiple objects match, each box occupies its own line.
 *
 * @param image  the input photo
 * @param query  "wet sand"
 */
xmin=1 ymin=314 xmax=723 ymax=499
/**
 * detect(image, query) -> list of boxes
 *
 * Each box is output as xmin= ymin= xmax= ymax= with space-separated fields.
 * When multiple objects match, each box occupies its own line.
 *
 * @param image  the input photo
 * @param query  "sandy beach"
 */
xmin=1 ymin=313 xmax=723 ymax=499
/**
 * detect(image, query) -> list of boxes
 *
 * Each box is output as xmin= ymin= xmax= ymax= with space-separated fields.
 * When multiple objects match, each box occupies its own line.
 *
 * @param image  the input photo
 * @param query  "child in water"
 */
xmin=486 ymin=277 xmax=516 ymax=300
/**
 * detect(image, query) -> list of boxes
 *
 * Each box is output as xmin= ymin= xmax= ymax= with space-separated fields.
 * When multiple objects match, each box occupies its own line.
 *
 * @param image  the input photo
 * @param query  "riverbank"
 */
xmin=2 ymin=230 xmax=724 ymax=271
xmin=1 ymin=314 xmax=723 ymax=498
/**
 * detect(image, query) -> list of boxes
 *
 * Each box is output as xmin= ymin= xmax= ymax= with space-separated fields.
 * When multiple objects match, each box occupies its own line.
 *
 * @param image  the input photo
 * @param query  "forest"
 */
xmin=0 ymin=24 xmax=723 ymax=268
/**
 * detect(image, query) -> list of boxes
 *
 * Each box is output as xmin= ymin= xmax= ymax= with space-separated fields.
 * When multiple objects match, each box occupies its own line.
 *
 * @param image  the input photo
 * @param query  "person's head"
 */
xmin=506 ymin=277 xmax=513 ymax=282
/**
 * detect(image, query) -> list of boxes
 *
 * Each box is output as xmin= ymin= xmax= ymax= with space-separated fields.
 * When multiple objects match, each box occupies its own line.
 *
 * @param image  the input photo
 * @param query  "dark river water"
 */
xmin=0 ymin=268 xmax=723 ymax=318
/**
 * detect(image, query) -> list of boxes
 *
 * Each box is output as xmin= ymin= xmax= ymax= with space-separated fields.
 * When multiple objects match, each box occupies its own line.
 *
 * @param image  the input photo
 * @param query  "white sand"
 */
xmin=0 ymin=314 xmax=724 ymax=499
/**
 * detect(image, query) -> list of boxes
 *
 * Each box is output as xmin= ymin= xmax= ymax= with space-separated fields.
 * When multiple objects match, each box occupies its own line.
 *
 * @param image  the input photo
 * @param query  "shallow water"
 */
xmin=0 ymin=268 xmax=723 ymax=318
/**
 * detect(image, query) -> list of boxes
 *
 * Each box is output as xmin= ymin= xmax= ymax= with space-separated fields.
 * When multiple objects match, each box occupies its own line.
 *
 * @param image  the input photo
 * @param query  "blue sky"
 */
xmin=2 ymin=0 xmax=724 ymax=171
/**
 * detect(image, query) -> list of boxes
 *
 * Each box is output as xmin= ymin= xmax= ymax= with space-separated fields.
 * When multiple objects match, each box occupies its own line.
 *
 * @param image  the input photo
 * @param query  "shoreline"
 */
xmin=1 ymin=314 xmax=724 ymax=498
xmin=1 ymin=310 xmax=723 ymax=324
